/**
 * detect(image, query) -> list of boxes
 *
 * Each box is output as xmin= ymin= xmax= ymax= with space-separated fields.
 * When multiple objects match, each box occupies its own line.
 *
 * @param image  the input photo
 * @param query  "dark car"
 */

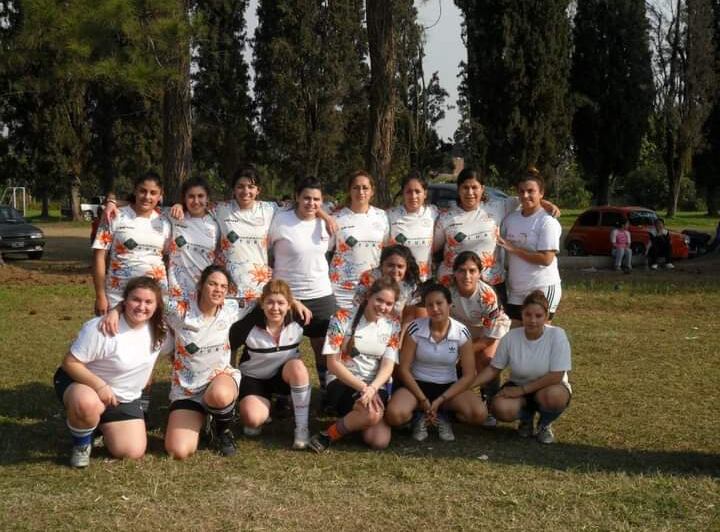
xmin=0 ymin=205 xmax=45 ymax=259
xmin=427 ymin=182 xmax=509 ymax=209
xmin=564 ymin=206 xmax=690 ymax=259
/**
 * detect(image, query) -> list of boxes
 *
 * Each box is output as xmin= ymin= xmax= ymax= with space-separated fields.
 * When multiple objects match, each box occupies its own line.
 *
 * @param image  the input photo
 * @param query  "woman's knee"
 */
xmin=165 ymin=437 xmax=197 ymax=460
xmin=204 ymin=377 xmax=238 ymax=408
xmin=283 ymin=359 xmax=309 ymax=385
xmin=238 ymin=399 xmax=269 ymax=427
xmin=491 ymin=398 xmax=519 ymax=421
xmin=385 ymin=402 xmax=412 ymax=427
xmin=536 ymin=385 xmax=570 ymax=411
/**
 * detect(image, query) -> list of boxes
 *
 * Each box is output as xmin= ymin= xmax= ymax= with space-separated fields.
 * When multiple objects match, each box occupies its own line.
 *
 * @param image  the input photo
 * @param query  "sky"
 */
xmin=244 ymin=1 xmax=466 ymax=142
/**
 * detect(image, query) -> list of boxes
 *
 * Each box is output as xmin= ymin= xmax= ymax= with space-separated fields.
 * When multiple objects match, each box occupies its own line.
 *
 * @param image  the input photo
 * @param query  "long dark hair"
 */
xmin=380 ymin=244 xmax=420 ymax=287
xmin=181 ymin=177 xmax=211 ymax=212
xmin=393 ymin=170 xmax=428 ymax=204
xmin=128 ymin=171 xmax=163 ymax=205
xmin=345 ymin=277 xmax=400 ymax=358
xmin=122 ymin=276 xmax=167 ymax=350
xmin=456 ymin=167 xmax=488 ymax=204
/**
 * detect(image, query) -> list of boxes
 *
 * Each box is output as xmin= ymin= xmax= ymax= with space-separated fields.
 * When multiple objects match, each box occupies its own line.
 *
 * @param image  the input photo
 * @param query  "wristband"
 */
xmin=105 ymin=199 xmax=117 ymax=206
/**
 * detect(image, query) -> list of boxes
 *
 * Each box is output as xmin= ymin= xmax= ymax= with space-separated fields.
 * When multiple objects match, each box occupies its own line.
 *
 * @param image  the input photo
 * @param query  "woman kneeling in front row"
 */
xmin=386 ymin=283 xmax=487 ymax=442
xmin=473 ymin=290 xmax=572 ymax=444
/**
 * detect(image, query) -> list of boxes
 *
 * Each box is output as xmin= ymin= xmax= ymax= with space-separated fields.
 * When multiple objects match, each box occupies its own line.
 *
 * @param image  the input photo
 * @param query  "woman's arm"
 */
xmin=92 ymin=248 xmax=109 ymax=316
xmin=326 ymin=354 xmax=367 ymax=392
xmin=471 ymin=364 xmax=501 ymax=390
xmin=396 ymin=335 xmax=429 ymax=408
xmin=61 ymin=353 xmax=118 ymax=406
xmin=497 ymin=371 xmax=564 ymax=398
xmin=497 ymin=236 xmax=556 ymax=266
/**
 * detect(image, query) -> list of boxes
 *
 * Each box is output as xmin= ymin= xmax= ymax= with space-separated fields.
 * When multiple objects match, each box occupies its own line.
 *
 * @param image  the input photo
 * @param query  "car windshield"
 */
xmin=628 ymin=211 xmax=657 ymax=227
xmin=0 ymin=206 xmax=25 ymax=223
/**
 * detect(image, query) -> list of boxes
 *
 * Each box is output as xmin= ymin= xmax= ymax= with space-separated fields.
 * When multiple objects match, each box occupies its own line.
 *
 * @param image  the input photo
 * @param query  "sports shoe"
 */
xmin=70 ymin=444 xmax=91 ymax=468
xmin=650 ymin=264 xmax=659 ymax=270
xmin=482 ymin=414 xmax=497 ymax=428
xmin=536 ymin=424 xmax=555 ymax=444
xmin=518 ymin=418 xmax=535 ymax=438
xmin=308 ymin=432 xmax=331 ymax=453
xmin=216 ymin=428 xmax=237 ymax=456
xmin=665 ymin=262 xmax=675 ymax=270
xmin=412 ymin=414 xmax=429 ymax=442
xmin=243 ymin=425 xmax=262 ymax=437
xmin=292 ymin=426 xmax=310 ymax=450
xmin=437 ymin=414 xmax=455 ymax=442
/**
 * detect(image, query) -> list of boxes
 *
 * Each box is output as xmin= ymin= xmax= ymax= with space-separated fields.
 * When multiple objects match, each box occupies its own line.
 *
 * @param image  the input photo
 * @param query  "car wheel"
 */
xmin=82 ymin=210 xmax=93 ymax=222
xmin=567 ymin=241 xmax=585 ymax=256
xmin=28 ymin=251 xmax=43 ymax=260
xmin=630 ymin=243 xmax=645 ymax=256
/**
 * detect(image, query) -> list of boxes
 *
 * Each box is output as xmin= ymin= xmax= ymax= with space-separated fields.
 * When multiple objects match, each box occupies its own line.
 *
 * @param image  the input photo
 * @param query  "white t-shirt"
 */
xmin=502 ymin=209 xmax=561 ymax=303
xmin=214 ymin=200 xmax=278 ymax=303
xmin=492 ymin=325 xmax=572 ymax=391
xmin=322 ymin=307 xmax=401 ymax=384
xmin=239 ymin=321 xmax=304 ymax=379
xmin=268 ymin=209 xmax=332 ymax=299
xmin=434 ymin=197 xmax=519 ymax=286
xmin=354 ymin=267 xmax=418 ymax=319
xmin=167 ymin=214 xmax=220 ymax=302
xmin=329 ymin=206 xmax=390 ymax=309
xmin=70 ymin=316 xmax=173 ymax=402
xmin=386 ymin=204 xmax=439 ymax=281
xmin=449 ymin=281 xmax=511 ymax=340
xmin=165 ymin=298 xmax=248 ymax=401
xmin=92 ymin=206 xmax=171 ymax=306
xmin=406 ymin=317 xmax=470 ymax=384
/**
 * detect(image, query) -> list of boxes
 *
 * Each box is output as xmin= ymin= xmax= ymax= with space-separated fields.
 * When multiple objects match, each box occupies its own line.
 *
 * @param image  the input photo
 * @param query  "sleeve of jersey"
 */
xmin=490 ymin=334 xmax=511 ymax=371
xmin=458 ymin=324 xmax=472 ymax=347
xmin=504 ymin=196 xmax=521 ymax=216
xmin=322 ymin=307 xmax=353 ymax=355
xmin=432 ymin=215 xmax=446 ymax=251
xmin=69 ymin=320 xmax=107 ymax=363
xmin=382 ymin=318 xmax=402 ymax=364
xmin=162 ymin=217 xmax=173 ymax=254
xmin=159 ymin=330 xmax=175 ymax=356
xmin=164 ymin=298 xmax=187 ymax=331
xmin=92 ymin=218 xmax=114 ymax=251
xmin=537 ymin=217 xmax=562 ymax=252
xmin=549 ymin=328 xmax=572 ymax=372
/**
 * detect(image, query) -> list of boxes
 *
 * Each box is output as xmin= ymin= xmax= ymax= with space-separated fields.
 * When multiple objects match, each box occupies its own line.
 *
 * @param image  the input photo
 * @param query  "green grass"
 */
xmin=558 ymin=208 xmax=719 ymax=232
xmin=1 ymin=280 xmax=719 ymax=530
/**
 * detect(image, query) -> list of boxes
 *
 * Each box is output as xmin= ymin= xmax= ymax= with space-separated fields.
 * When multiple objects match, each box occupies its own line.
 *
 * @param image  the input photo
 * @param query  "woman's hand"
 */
xmin=428 ymin=394 xmax=447 ymax=423
xmin=94 ymin=294 xmax=109 ymax=316
xmin=496 ymin=235 xmax=516 ymax=254
xmin=169 ymin=203 xmax=185 ymax=220
xmin=326 ymin=215 xmax=339 ymax=236
xmin=102 ymin=202 xmax=118 ymax=224
xmin=293 ymin=301 xmax=313 ymax=325
xmin=99 ymin=306 xmax=121 ymax=336
xmin=359 ymin=384 xmax=377 ymax=409
xmin=95 ymin=383 xmax=118 ymax=407
xmin=497 ymin=385 xmax=525 ymax=399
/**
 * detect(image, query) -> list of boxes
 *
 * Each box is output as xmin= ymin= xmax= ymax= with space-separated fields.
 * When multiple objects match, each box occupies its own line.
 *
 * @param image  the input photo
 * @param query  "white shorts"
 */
xmin=508 ymin=282 xmax=562 ymax=313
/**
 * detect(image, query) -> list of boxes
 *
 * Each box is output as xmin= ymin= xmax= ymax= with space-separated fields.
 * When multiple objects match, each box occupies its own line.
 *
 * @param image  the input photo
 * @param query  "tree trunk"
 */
xmin=595 ymin=173 xmax=610 ymax=205
xmin=70 ymin=175 xmax=82 ymax=221
xmin=162 ymin=11 xmax=192 ymax=205
xmin=366 ymin=0 xmax=396 ymax=208
xmin=40 ymin=194 xmax=50 ymax=219
xmin=706 ymin=183 xmax=718 ymax=215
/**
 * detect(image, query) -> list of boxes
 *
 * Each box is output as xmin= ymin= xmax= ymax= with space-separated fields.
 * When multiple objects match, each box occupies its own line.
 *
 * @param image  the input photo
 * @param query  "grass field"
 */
xmin=1 ymin=275 xmax=719 ymax=531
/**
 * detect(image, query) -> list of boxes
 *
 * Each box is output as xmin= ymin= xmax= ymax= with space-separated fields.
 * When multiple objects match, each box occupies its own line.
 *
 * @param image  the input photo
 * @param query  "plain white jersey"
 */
xmin=167 ymin=214 xmax=220 ymax=302
xmin=165 ymin=298 xmax=248 ymax=401
xmin=434 ymin=197 xmax=519 ymax=286
xmin=92 ymin=206 xmax=171 ymax=306
xmin=329 ymin=206 xmax=390 ymax=309
xmin=502 ymin=209 xmax=561 ymax=303
xmin=406 ymin=317 xmax=471 ymax=384
xmin=214 ymin=200 xmax=278 ymax=303
xmin=449 ymin=281 xmax=511 ymax=340
xmin=354 ymin=267 xmax=418 ymax=319
xmin=386 ymin=204 xmax=439 ymax=281
xmin=70 ymin=315 xmax=173 ymax=403
xmin=239 ymin=321 xmax=304 ymax=379
xmin=492 ymin=325 xmax=572 ymax=391
xmin=323 ymin=307 xmax=401 ymax=384
xmin=268 ymin=209 xmax=332 ymax=299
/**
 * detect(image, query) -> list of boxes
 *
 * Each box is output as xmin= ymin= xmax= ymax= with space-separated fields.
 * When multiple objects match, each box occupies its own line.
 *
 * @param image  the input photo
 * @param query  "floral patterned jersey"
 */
xmin=92 ymin=205 xmax=171 ymax=306
xmin=166 ymin=214 xmax=220 ymax=302
xmin=449 ymin=280 xmax=511 ymax=340
xmin=354 ymin=267 xmax=418 ymax=319
xmin=386 ymin=204 xmax=438 ymax=281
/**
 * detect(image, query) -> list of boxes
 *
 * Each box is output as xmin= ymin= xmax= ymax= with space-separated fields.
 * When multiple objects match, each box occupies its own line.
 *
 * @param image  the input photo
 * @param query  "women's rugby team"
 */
xmin=53 ymin=165 xmax=573 ymax=467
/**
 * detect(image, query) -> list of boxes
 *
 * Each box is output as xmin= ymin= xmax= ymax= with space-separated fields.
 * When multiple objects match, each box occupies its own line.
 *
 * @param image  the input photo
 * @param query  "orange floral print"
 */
xmin=98 ymin=230 xmax=113 ymax=246
xmin=250 ymin=264 xmax=271 ymax=284
xmin=481 ymin=289 xmax=496 ymax=306
xmin=480 ymin=253 xmax=496 ymax=269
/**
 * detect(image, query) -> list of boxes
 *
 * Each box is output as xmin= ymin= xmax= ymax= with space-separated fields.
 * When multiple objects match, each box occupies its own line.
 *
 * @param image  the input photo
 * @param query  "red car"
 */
xmin=564 ymin=206 xmax=690 ymax=259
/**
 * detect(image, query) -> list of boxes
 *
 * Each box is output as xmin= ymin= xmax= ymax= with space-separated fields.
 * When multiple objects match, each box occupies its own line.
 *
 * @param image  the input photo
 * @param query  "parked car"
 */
xmin=427 ymin=182 xmax=509 ymax=209
xmin=61 ymin=195 xmax=106 ymax=221
xmin=564 ymin=206 xmax=690 ymax=259
xmin=0 ymin=205 xmax=45 ymax=259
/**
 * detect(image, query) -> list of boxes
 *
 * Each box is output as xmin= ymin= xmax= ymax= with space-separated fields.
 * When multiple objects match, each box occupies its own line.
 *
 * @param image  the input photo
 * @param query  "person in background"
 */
xmin=647 ymin=218 xmax=674 ymax=270
xmin=610 ymin=219 xmax=632 ymax=273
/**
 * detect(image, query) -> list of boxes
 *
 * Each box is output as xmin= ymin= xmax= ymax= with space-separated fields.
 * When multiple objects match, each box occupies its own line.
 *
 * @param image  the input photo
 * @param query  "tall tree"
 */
xmin=193 ymin=0 xmax=254 ymax=183
xmin=649 ymin=0 xmax=717 ymax=216
xmin=455 ymin=0 xmax=572 ymax=184
xmin=254 ymin=0 xmax=367 ymax=193
xmin=571 ymin=0 xmax=654 ymax=205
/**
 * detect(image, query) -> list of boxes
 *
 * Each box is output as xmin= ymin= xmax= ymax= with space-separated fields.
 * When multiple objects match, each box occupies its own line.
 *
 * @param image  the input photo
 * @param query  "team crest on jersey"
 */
xmin=395 ymin=233 xmax=407 ymax=244
xmin=345 ymin=236 xmax=358 ymax=247
xmin=124 ymin=238 xmax=138 ymax=250
xmin=226 ymin=231 xmax=239 ymax=243
xmin=185 ymin=342 xmax=199 ymax=355
xmin=454 ymin=232 xmax=467 ymax=242
xmin=175 ymin=235 xmax=187 ymax=247
xmin=215 ymin=319 xmax=228 ymax=330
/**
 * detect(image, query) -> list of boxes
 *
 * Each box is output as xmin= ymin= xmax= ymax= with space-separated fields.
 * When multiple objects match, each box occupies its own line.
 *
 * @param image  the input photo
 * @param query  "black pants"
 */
xmin=648 ymin=234 xmax=672 ymax=265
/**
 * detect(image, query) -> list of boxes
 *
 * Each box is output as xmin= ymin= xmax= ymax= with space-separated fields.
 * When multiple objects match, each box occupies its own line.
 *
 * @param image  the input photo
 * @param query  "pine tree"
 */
xmin=193 ymin=0 xmax=255 ymax=184
xmin=455 ymin=0 xmax=572 ymax=184
xmin=571 ymin=0 xmax=655 ymax=205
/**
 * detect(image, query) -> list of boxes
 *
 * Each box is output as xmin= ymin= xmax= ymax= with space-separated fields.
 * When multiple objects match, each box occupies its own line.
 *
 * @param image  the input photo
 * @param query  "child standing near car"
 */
xmin=610 ymin=219 xmax=632 ymax=272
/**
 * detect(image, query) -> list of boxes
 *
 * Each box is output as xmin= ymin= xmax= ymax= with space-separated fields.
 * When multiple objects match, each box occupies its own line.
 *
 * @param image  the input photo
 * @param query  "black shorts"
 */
xmin=326 ymin=379 xmax=389 ymax=417
xmin=168 ymin=399 xmax=207 ymax=414
xmin=395 ymin=380 xmax=453 ymax=403
xmin=505 ymin=304 xmax=556 ymax=322
xmin=229 ymin=304 xmax=264 ymax=352
xmin=299 ymin=294 xmax=337 ymax=338
xmin=500 ymin=381 xmax=572 ymax=410
xmin=238 ymin=372 xmax=290 ymax=401
xmin=53 ymin=367 xmax=145 ymax=424
xmin=493 ymin=282 xmax=508 ymax=307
